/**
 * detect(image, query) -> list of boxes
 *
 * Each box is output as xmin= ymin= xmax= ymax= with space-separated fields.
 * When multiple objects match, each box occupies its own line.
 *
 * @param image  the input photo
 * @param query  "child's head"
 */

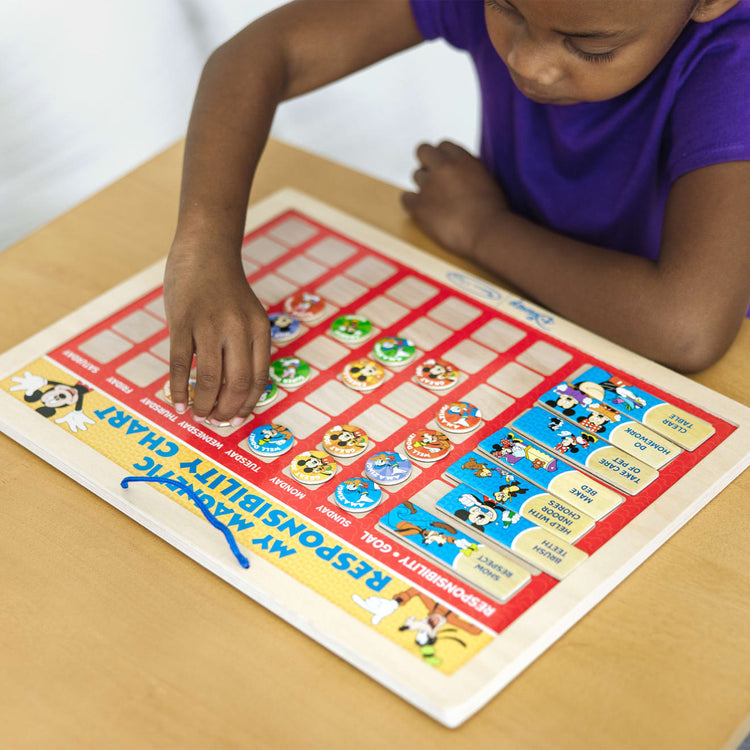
xmin=484 ymin=0 xmax=740 ymax=104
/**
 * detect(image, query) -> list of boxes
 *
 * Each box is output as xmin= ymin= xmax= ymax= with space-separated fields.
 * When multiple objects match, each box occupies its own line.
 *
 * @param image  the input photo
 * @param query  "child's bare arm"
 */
xmin=165 ymin=0 xmax=423 ymax=424
xmin=404 ymin=142 xmax=750 ymax=372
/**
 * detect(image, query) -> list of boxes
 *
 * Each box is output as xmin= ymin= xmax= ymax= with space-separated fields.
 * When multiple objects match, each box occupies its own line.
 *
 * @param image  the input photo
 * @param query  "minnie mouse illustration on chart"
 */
xmin=548 ymin=416 xmax=595 ymax=453
xmin=9 ymin=371 xmax=95 ymax=433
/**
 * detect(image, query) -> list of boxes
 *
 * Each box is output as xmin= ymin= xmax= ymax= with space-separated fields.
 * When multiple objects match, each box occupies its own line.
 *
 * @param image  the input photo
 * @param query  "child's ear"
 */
xmin=691 ymin=0 xmax=740 ymax=23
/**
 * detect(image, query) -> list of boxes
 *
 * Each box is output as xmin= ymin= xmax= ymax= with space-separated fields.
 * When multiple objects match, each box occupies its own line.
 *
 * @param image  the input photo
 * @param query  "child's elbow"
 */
xmin=657 ymin=306 xmax=741 ymax=373
xmin=668 ymin=340 xmax=726 ymax=374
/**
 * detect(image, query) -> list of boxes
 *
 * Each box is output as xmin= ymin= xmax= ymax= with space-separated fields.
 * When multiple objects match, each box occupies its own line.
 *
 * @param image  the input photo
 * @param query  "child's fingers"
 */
xmin=401 ymin=190 xmax=419 ymax=214
xmin=233 ymin=332 xmax=272 ymax=424
xmin=209 ymin=337 xmax=260 ymax=425
xmin=412 ymin=167 xmax=429 ymax=187
xmin=168 ymin=328 xmax=196 ymax=415
xmin=192 ymin=340 xmax=225 ymax=422
xmin=415 ymin=142 xmax=447 ymax=169
xmin=437 ymin=140 xmax=470 ymax=159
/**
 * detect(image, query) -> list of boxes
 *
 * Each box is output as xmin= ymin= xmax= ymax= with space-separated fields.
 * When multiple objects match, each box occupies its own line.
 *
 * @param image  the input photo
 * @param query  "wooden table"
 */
xmin=2 ymin=140 xmax=749 ymax=750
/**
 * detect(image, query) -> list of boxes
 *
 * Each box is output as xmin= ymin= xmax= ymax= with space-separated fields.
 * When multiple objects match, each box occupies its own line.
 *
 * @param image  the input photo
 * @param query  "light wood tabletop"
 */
xmin=2 ymin=139 xmax=749 ymax=750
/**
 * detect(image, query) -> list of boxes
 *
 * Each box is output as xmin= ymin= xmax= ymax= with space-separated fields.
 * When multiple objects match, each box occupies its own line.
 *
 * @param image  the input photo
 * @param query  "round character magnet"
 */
xmin=365 ymin=451 xmax=412 ymax=485
xmin=289 ymin=450 xmax=338 ymax=485
xmin=341 ymin=358 xmax=385 ymax=391
xmin=162 ymin=376 xmax=196 ymax=406
xmin=323 ymin=424 xmax=369 ymax=458
xmin=372 ymin=337 xmax=416 ymax=366
xmin=269 ymin=356 xmax=311 ymax=389
xmin=330 ymin=315 xmax=372 ymax=344
xmin=414 ymin=358 xmax=460 ymax=390
xmin=282 ymin=291 xmax=326 ymax=322
xmin=436 ymin=401 xmax=482 ymax=433
xmin=269 ymin=312 xmax=300 ymax=342
xmin=333 ymin=477 xmax=383 ymax=513
xmin=247 ymin=423 xmax=294 ymax=457
xmin=256 ymin=380 xmax=279 ymax=408
xmin=404 ymin=428 xmax=452 ymax=463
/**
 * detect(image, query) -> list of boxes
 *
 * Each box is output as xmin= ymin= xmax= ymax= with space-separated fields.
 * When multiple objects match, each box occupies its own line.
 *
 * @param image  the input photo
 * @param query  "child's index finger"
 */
xmin=167 ymin=328 xmax=195 ymax=415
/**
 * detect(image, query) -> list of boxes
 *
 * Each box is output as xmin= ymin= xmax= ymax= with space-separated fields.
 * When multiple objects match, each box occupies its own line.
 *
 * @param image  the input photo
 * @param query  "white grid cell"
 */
xmin=252 ymin=273 xmax=298 ymax=305
xmin=145 ymin=296 xmax=166 ymax=321
xmin=276 ymin=255 xmax=328 ymax=285
xmin=380 ymin=382 xmax=438 ymax=419
xmin=357 ymin=296 xmax=409 ymax=329
xmin=385 ymin=276 xmax=438 ymax=307
xmin=267 ymin=217 xmax=319 ymax=246
xmin=111 ymin=310 xmax=165 ymax=343
xmin=345 ymin=257 xmax=397 ymax=287
xmin=399 ymin=317 xmax=453 ymax=350
xmin=275 ymin=402 xmax=329 ymax=439
xmin=427 ymin=296 xmax=481 ymax=330
xmin=442 ymin=339 xmax=496 ymax=374
xmin=352 ymin=404 xmax=407 ymax=443
xmin=317 ymin=275 xmax=367 ymax=307
xmin=149 ymin=337 xmax=171 ymax=362
xmin=516 ymin=341 xmax=573 ymax=375
xmin=295 ymin=336 xmax=350 ymax=371
xmin=461 ymin=384 xmax=515 ymax=421
xmin=78 ymin=330 xmax=133 ymax=363
xmin=306 ymin=236 xmax=357 ymax=266
xmin=116 ymin=352 xmax=170 ymax=387
xmin=242 ymin=235 xmax=289 ymax=264
xmin=406 ymin=479 xmax=456 ymax=513
xmin=471 ymin=318 xmax=527 ymax=352
xmin=242 ymin=257 xmax=260 ymax=276
xmin=487 ymin=362 xmax=544 ymax=398
xmin=305 ymin=380 xmax=362 ymax=415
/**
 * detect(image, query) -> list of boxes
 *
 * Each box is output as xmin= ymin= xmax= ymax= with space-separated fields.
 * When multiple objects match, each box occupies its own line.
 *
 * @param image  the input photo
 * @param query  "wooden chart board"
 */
xmin=1 ymin=188 xmax=749 ymax=727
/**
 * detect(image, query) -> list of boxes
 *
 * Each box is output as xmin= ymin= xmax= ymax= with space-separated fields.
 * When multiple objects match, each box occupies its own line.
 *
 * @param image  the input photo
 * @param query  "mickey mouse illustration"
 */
xmin=454 ymin=491 xmax=520 ymax=530
xmin=270 ymin=313 xmax=297 ymax=337
xmin=295 ymin=453 xmax=334 ymax=476
xmin=419 ymin=359 xmax=457 ymax=382
xmin=547 ymin=382 xmax=593 ymax=415
xmin=576 ymin=402 xmax=621 ymax=433
xmin=548 ymin=416 xmax=595 ymax=453
xmin=9 ymin=371 xmax=94 ymax=433
xmin=348 ymin=362 xmax=381 ymax=383
xmin=328 ymin=427 xmax=365 ymax=449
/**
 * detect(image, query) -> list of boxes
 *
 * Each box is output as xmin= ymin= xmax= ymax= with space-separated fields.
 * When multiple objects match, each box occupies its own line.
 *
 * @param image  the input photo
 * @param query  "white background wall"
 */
xmin=0 ymin=0 xmax=479 ymax=252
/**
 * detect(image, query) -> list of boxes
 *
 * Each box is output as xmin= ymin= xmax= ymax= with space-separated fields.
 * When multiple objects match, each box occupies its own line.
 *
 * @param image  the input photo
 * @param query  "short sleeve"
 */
xmin=408 ymin=0 xmax=486 ymax=51
xmin=666 ymin=22 xmax=750 ymax=184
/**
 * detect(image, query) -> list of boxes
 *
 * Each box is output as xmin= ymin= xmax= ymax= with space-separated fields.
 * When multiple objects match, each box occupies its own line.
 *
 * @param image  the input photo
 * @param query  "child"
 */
xmin=164 ymin=0 xmax=750 ymax=426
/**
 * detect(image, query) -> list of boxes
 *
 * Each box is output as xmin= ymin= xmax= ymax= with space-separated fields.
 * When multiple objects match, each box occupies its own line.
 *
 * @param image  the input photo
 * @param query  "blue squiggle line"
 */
xmin=120 ymin=475 xmax=250 ymax=569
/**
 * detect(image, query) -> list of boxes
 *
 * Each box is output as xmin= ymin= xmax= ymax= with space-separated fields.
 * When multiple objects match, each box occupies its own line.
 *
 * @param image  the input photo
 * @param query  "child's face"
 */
xmin=484 ymin=0 xmax=699 ymax=104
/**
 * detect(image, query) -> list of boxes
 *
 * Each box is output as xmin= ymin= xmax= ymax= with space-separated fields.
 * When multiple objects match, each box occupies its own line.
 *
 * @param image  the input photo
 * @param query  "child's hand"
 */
xmin=402 ymin=141 xmax=508 ymax=260
xmin=163 ymin=239 xmax=270 ymax=426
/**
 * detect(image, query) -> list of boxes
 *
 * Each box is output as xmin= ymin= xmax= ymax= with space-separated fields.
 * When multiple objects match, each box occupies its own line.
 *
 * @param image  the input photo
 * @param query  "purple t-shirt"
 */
xmin=409 ymin=0 xmax=750 ymax=300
